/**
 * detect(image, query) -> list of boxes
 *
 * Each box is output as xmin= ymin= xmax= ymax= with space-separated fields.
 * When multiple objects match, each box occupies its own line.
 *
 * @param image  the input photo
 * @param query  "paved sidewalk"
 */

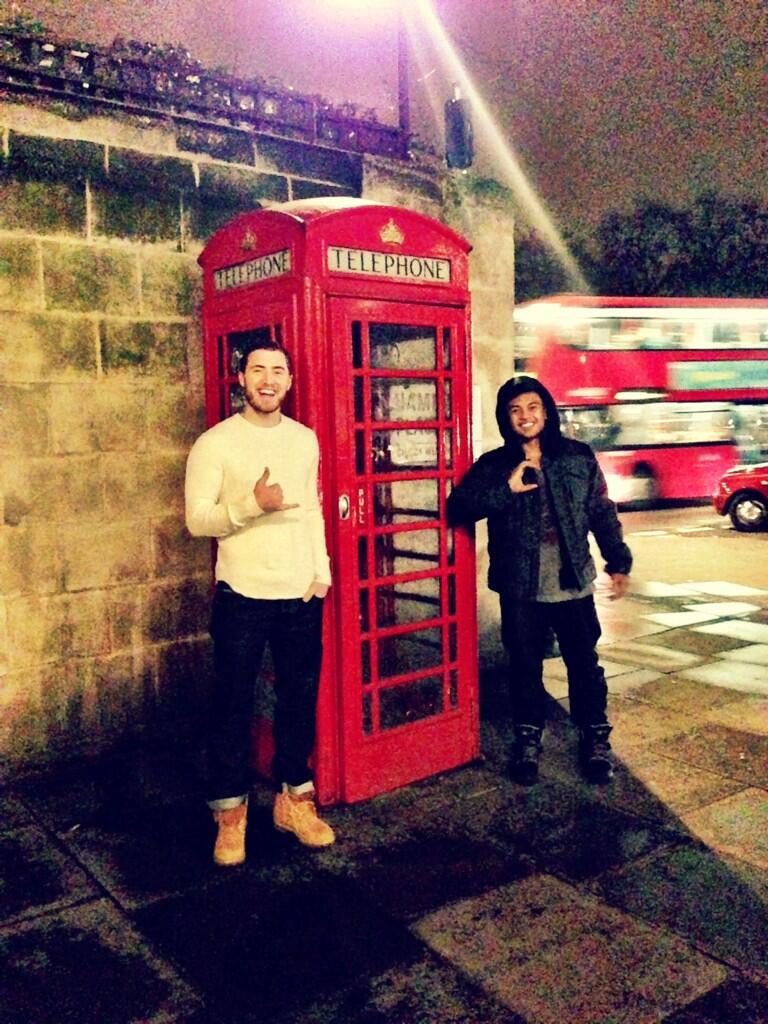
xmin=1 ymin=579 xmax=768 ymax=1023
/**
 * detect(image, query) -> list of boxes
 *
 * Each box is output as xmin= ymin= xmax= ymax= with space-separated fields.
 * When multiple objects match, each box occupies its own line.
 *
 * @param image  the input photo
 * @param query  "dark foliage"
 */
xmin=516 ymin=193 xmax=768 ymax=301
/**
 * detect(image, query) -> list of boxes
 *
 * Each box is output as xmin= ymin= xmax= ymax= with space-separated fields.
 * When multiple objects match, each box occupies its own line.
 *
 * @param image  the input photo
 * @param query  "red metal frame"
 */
xmin=198 ymin=199 xmax=478 ymax=805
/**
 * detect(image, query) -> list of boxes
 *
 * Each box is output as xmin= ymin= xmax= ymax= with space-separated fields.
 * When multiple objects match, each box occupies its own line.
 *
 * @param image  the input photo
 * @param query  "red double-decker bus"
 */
xmin=513 ymin=295 xmax=768 ymax=504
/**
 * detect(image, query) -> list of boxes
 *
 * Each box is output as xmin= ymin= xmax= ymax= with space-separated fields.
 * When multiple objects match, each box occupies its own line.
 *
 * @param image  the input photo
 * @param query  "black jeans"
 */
xmin=207 ymin=583 xmax=324 ymax=803
xmin=499 ymin=594 xmax=608 ymax=729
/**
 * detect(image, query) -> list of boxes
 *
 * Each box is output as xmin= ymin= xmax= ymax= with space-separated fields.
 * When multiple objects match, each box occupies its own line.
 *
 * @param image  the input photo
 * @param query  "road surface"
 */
xmin=616 ymin=503 xmax=768 ymax=591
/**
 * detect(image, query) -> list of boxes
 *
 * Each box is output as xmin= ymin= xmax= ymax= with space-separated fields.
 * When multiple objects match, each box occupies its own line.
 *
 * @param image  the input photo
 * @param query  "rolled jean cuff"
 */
xmin=207 ymin=794 xmax=248 ymax=811
xmin=284 ymin=780 xmax=314 ymax=796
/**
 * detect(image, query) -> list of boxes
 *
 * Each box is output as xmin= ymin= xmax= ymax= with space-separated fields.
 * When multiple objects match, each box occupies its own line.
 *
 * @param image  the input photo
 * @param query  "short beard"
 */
xmin=243 ymin=385 xmax=281 ymax=415
xmin=513 ymin=424 xmax=544 ymax=441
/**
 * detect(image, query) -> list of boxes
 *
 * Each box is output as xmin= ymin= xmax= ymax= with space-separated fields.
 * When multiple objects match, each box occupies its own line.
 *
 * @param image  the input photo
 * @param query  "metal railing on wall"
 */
xmin=0 ymin=29 xmax=410 ymax=161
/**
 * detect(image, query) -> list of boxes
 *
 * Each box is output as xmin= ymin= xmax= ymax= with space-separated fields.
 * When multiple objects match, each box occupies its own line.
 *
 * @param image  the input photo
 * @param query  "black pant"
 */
xmin=207 ymin=583 xmax=324 ymax=803
xmin=499 ymin=594 xmax=608 ymax=729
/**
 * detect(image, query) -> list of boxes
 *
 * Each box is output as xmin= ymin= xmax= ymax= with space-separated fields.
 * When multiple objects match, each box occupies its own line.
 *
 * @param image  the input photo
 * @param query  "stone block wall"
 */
xmin=0 ymin=96 xmax=371 ymax=773
xmin=0 ymin=89 xmax=514 ymax=773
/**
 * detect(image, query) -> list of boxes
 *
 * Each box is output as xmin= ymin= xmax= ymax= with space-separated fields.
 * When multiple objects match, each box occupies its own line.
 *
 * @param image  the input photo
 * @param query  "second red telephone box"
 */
xmin=198 ymin=198 xmax=479 ymax=805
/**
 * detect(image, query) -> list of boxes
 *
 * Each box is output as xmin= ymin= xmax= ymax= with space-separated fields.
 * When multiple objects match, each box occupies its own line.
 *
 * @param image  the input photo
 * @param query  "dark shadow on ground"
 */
xmin=1 ymin=662 xmax=767 ymax=1023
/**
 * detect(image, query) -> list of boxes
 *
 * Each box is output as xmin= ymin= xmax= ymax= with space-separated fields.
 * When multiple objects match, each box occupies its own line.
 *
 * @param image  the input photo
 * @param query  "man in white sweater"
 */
xmin=185 ymin=339 xmax=335 ymax=866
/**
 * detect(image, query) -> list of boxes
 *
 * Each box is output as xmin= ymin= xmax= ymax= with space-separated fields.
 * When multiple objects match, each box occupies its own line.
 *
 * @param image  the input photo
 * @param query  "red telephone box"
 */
xmin=198 ymin=198 xmax=478 ymax=805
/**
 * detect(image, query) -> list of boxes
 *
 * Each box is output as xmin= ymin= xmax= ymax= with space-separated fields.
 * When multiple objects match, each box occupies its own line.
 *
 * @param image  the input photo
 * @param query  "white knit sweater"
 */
xmin=185 ymin=413 xmax=331 ymax=599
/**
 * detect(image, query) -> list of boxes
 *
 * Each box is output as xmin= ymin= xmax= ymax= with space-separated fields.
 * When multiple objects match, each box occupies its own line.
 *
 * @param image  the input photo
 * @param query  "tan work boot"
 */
xmin=212 ymin=802 xmax=247 ymax=866
xmin=273 ymin=786 xmax=335 ymax=847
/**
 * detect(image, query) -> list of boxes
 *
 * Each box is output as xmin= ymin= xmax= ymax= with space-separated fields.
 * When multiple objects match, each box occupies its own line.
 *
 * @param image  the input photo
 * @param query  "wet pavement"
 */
xmin=2 ymin=578 xmax=768 ymax=1023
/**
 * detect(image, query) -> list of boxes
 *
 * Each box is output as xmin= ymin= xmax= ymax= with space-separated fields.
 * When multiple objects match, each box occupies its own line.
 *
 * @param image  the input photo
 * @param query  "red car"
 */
xmin=713 ymin=462 xmax=768 ymax=531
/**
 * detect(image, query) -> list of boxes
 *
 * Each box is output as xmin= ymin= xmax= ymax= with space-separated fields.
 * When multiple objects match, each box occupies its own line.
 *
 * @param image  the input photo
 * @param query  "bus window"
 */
xmin=663 ymin=322 xmax=686 ymax=347
xmin=560 ymin=323 xmax=590 ymax=349
xmin=712 ymin=322 xmax=742 ymax=347
xmin=587 ymin=321 xmax=615 ymax=349
xmin=685 ymin=321 xmax=714 ymax=348
xmin=742 ymin=323 xmax=768 ymax=347
xmin=611 ymin=403 xmax=653 ymax=446
xmin=513 ymin=322 xmax=541 ymax=371
xmin=637 ymin=324 xmax=669 ymax=348
xmin=616 ymin=402 xmax=732 ymax=446
xmin=733 ymin=403 xmax=768 ymax=462
xmin=559 ymin=406 xmax=620 ymax=449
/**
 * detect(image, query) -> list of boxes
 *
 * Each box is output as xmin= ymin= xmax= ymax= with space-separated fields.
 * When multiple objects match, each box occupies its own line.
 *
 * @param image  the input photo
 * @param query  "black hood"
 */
xmin=495 ymin=375 xmax=563 ymax=455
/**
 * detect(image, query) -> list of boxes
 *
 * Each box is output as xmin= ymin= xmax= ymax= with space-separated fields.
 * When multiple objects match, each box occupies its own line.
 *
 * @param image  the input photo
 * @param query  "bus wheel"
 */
xmin=628 ymin=465 xmax=658 ymax=509
xmin=729 ymin=492 xmax=768 ymax=532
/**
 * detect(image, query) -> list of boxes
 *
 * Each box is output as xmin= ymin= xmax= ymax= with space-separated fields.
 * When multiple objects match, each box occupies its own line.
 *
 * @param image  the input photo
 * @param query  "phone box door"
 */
xmin=325 ymin=296 xmax=479 ymax=803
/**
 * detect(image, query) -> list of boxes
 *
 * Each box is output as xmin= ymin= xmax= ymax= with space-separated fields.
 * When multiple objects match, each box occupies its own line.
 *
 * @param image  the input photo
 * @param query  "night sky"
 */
xmin=12 ymin=0 xmax=768 ymax=233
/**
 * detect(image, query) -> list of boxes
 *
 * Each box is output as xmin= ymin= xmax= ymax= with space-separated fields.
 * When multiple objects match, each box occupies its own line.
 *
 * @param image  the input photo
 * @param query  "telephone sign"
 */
xmin=214 ymin=249 xmax=291 ymax=290
xmin=327 ymin=245 xmax=452 ymax=283
xmin=198 ymin=198 xmax=479 ymax=805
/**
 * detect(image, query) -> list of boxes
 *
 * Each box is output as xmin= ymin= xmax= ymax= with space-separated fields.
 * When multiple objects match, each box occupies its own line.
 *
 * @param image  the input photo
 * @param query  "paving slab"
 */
xmin=645 ymin=610 xmax=727 ymax=628
xmin=601 ymin=755 xmax=746 ymax=819
xmin=602 ymin=598 xmax=672 ymax=616
xmin=597 ymin=618 xmax=673 ymax=642
xmin=12 ymin=763 xmax=110 ymax=833
xmin=542 ymin=657 xmax=568 ymax=684
xmin=592 ymin=844 xmax=768 ymax=977
xmin=537 ymin=721 xmax=704 ymax=826
xmin=136 ymin=871 xmax=426 ymax=1024
xmin=0 ymin=824 xmax=100 ymax=926
xmin=681 ymin=788 xmax=768 ymax=870
xmin=624 ymin=674 xmax=755 ymax=712
xmin=684 ymin=582 xmax=768 ymax=598
xmin=542 ymin=655 xmax=640 ymax=681
xmin=342 ymin=832 xmax=534 ymax=921
xmin=58 ymin=799 xmax=218 ymax=910
xmin=716 ymin=643 xmax=768 ymax=665
xmin=635 ymin=628 xmax=749 ymax=656
xmin=606 ymin=667 xmax=665 ymax=695
xmin=0 ymin=898 xmax=201 ymax=1024
xmin=271 ymin=954 xmax=526 ymax=1024
xmin=596 ymin=640 xmax=709 ymax=672
xmin=705 ymin=696 xmax=768 ymax=735
xmin=682 ymin=601 xmax=761 ymax=617
xmin=320 ymin=763 xmax=512 ymax=862
xmin=645 ymin=724 xmax=768 ymax=789
xmin=662 ymin=976 xmax=768 ymax=1024
xmin=414 ymin=874 xmax=727 ymax=1024
xmin=679 ymin=661 xmax=768 ymax=695
xmin=13 ymin=749 xmax=205 ymax=833
xmin=694 ymin=620 xmax=768 ymax=644
xmin=542 ymin=755 xmax=688 ymax=828
xmin=542 ymin=670 xmax=569 ymax=699
xmin=478 ymin=777 xmax=688 ymax=883
xmin=604 ymin=698 xmax=695 ymax=760
xmin=632 ymin=582 xmax=705 ymax=598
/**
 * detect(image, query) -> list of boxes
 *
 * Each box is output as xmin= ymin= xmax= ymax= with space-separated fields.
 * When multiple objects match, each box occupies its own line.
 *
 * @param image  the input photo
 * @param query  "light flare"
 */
xmin=406 ymin=0 xmax=588 ymax=291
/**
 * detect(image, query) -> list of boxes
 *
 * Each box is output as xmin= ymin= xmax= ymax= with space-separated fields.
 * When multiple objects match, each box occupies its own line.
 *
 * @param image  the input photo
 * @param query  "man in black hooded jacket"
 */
xmin=447 ymin=376 xmax=632 ymax=785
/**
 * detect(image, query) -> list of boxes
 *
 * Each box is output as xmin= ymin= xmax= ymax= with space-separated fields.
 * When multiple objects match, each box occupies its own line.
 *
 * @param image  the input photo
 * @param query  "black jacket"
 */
xmin=447 ymin=376 xmax=632 ymax=599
